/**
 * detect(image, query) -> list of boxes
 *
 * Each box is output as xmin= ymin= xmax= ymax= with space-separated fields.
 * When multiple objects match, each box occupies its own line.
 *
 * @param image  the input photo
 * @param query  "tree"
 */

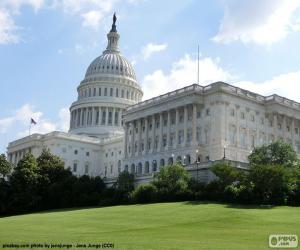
xmin=211 ymin=162 xmax=245 ymax=187
xmin=0 ymin=154 xmax=12 ymax=178
xmin=36 ymin=148 xmax=70 ymax=183
xmin=113 ymin=171 xmax=135 ymax=203
xmin=248 ymin=164 xmax=293 ymax=204
xmin=9 ymin=153 xmax=41 ymax=213
xmin=152 ymin=163 xmax=191 ymax=200
xmin=249 ymin=141 xmax=299 ymax=168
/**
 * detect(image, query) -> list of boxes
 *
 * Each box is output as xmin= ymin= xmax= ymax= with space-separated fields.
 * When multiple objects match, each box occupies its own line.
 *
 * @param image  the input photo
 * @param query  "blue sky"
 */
xmin=1 ymin=0 xmax=300 ymax=153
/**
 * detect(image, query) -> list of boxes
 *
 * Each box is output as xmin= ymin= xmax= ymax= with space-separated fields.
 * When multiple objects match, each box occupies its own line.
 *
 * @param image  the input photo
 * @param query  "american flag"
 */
xmin=31 ymin=118 xmax=37 ymax=125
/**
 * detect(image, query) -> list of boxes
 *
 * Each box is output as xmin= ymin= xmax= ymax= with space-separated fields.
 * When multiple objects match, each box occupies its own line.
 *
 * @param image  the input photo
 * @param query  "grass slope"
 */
xmin=0 ymin=202 xmax=299 ymax=250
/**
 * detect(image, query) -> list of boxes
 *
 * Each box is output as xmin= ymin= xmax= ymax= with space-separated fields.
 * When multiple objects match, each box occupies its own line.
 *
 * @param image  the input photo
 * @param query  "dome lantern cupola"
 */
xmin=104 ymin=13 xmax=120 ymax=54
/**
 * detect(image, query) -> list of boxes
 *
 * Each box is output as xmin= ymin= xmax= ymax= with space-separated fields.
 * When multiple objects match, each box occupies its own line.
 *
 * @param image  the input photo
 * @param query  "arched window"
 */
xmin=124 ymin=165 xmax=128 ymax=172
xmin=145 ymin=161 xmax=149 ymax=173
xmin=138 ymin=162 xmax=142 ymax=174
xmin=152 ymin=160 xmax=157 ymax=172
xmin=160 ymin=159 xmax=165 ymax=167
xmin=176 ymin=156 xmax=182 ymax=164
xmin=118 ymin=160 xmax=121 ymax=173
xmin=130 ymin=163 xmax=135 ymax=174
xmin=185 ymin=154 xmax=191 ymax=165
xmin=168 ymin=157 xmax=173 ymax=165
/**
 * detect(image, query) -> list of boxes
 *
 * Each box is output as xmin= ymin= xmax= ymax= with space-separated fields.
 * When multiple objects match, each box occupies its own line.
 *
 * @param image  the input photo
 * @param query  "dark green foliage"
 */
xmin=249 ymin=140 xmax=299 ymax=168
xmin=152 ymin=163 xmax=191 ymax=201
xmin=131 ymin=184 xmax=157 ymax=203
xmin=1 ymin=150 xmax=106 ymax=215
xmin=9 ymin=153 xmax=41 ymax=213
xmin=0 ymin=154 xmax=12 ymax=178
xmin=248 ymin=164 xmax=294 ymax=205
xmin=112 ymin=171 xmax=135 ymax=203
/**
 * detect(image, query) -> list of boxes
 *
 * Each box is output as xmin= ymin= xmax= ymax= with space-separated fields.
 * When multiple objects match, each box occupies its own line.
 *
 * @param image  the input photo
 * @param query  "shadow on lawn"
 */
xmin=184 ymin=200 xmax=275 ymax=209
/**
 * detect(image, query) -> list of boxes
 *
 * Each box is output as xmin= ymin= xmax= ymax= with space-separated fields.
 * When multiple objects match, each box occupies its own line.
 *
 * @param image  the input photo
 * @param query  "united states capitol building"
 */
xmin=7 ymin=15 xmax=300 ymax=184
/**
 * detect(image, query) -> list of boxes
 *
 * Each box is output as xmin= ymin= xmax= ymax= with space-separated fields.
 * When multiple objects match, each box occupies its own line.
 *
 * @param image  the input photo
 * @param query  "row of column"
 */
xmin=225 ymin=106 xmax=298 ymax=149
xmin=9 ymin=148 xmax=31 ymax=165
xmin=70 ymin=106 xmax=123 ymax=129
xmin=124 ymin=104 xmax=198 ymax=158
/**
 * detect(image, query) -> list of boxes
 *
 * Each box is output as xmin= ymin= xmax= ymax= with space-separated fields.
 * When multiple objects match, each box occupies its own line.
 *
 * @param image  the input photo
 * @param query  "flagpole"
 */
xmin=197 ymin=44 xmax=199 ymax=84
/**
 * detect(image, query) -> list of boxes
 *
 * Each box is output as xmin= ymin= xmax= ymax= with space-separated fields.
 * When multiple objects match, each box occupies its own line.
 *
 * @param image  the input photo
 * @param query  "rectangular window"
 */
xmin=110 ymin=88 xmax=113 ymax=96
xmin=104 ymin=88 xmax=107 ymax=96
xmin=73 ymin=163 xmax=77 ymax=172
xmin=206 ymin=108 xmax=210 ymax=116
xmin=99 ymin=88 xmax=101 ymax=96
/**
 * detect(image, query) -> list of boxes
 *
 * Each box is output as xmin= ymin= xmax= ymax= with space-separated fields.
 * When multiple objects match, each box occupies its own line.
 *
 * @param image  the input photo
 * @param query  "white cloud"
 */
xmin=0 ymin=8 xmax=18 ymax=44
xmin=54 ymin=0 xmax=119 ymax=29
xmin=141 ymin=54 xmax=233 ymax=100
xmin=236 ymin=71 xmax=300 ymax=102
xmin=0 ymin=0 xmax=141 ymax=44
xmin=141 ymin=43 xmax=168 ymax=60
xmin=0 ymin=104 xmax=69 ymax=138
xmin=213 ymin=0 xmax=300 ymax=45
xmin=81 ymin=10 xmax=103 ymax=29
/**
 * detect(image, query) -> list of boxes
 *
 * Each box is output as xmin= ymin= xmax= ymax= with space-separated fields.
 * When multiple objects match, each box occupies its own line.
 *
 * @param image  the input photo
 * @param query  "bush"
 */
xmin=152 ymin=163 xmax=191 ymax=201
xmin=131 ymin=184 xmax=157 ymax=203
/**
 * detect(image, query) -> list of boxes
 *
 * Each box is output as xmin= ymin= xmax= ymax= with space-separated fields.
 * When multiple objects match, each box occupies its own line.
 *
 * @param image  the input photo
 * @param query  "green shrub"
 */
xmin=131 ymin=184 xmax=157 ymax=203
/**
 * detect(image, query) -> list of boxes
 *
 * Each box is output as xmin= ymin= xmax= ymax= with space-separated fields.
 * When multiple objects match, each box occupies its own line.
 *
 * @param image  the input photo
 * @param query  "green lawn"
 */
xmin=0 ymin=202 xmax=299 ymax=250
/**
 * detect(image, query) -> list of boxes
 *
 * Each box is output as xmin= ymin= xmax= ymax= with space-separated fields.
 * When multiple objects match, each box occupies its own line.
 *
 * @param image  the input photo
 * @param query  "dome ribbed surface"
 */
xmin=85 ymin=52 xmax=136 ymax=80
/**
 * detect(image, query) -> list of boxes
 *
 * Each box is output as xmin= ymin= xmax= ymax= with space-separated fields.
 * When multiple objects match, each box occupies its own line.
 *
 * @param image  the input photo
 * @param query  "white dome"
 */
xmin=69 ymin=14 xmax=143 ymax=139
xmin=85 ymin=52 xmax=136 ymax=80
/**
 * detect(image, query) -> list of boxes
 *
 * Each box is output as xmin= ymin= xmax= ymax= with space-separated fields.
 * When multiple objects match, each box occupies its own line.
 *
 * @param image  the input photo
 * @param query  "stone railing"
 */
xmin=126 ymin=81 xmax=300 ymax=113
xmin=126 ymin=84 xmax=203 ymax=111
xmin=8 ymin=133 xmax=43 ymax=147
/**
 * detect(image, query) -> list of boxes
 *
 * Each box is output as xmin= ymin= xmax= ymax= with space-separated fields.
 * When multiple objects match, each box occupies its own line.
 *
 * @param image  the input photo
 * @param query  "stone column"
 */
xmin=273 ymin=113 xmax=278 ymax=141
xmin=151 ymin=115 xmax=156 ymax=152
xmin=166 ymin=111 xmax=171 ymax=149
xmin=91 ymin=107 xmax=95 ymax=125
xmin=282 ymin=114 xmax=286 ymax=140
xmin=131 ymin=122 xmax=135 ymax=157
xmin=192 ymin=104 xmax=197 ymax=146
xmin=183 ymin=106 xmax=188 ymax=146
xmin=175 ymin=108 xmax=179 ymax=148
xmin=119 ymin=109 xmax=122 ymax=126
xmin=137 ymin=119 xmax=142 ymax=154
xmin=144 ymin=117 xmax=149 ymax=153
xmin=85 ymin=108 xmax=89 ymax=126
xmin=158 ymin=113 xmax=163 ymax=151
xmin=236 ymin=106 xmax=240 ymax=147
xmin=291 ymin=117 xmax=295 ymax=147
xmin=80 ymin=108 xmax=84 ymax=126
xmin=124 ymin=122 xmax=129 ymax=158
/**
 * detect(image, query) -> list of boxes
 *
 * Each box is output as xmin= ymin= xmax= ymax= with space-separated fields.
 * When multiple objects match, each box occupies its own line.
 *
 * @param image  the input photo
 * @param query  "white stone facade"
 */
xmin=122 ymin=82 xmax=300 ymax=177
xmin=6 ymin=16 xmax=300 ymax=184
